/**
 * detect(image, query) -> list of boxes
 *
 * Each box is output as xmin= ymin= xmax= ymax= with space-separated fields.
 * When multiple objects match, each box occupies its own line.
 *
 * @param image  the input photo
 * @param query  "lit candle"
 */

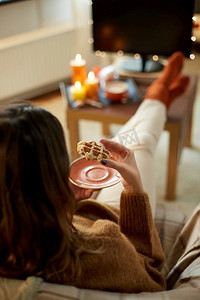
xmin=70 ymin=81 xmax=86 ymax=101
xmin=70 ymin=54 xmax=87 ymax=85
xmin=85 ymin=71 xmax=99 ymax=99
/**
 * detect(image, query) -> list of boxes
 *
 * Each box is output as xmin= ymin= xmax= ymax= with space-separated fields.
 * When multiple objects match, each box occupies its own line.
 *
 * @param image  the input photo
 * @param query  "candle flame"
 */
xmin=75 ymin=54 xmax=82 ymax=62
xmin=88 ymin=71 xmax=95 ymax=80
xmin=75 ymin=81 xmax=81 ymax=89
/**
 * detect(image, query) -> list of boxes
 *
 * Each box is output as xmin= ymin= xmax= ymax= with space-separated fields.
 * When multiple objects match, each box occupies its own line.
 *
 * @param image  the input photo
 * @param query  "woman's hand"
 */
xmin=100 ymin=138 xmax=143 ymax=193
xmin=69 ymin=181 xmax=93 ymax=201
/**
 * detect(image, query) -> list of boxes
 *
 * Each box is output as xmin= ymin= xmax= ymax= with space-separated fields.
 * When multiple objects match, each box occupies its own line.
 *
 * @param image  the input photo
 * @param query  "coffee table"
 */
xmin=60 ymin=73 xmax=198 ymax=200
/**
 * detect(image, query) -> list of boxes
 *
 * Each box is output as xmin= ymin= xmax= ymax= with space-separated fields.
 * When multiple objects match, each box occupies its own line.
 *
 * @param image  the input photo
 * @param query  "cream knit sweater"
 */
xmin=65 ymin=191 xmax=166 ymax=293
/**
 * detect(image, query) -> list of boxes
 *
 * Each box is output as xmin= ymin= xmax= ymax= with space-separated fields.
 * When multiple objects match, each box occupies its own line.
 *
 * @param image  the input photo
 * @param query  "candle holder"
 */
xmin=70 ymin=81 xmax=86 ymax=101
xmin=85 ymin=71 xmax=99 ymax=100
xmin=70 ymin=54 xmax=87 ymax=85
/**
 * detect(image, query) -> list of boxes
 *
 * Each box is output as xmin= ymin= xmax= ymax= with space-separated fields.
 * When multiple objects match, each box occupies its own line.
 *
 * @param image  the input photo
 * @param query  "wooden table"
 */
xmin=60 ymin=74 xmax=198 ymax=200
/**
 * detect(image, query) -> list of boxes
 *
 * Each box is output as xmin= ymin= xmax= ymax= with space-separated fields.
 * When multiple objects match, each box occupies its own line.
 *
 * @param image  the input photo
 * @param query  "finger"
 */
xmin=100 ymin=138 xmax=127 ymax=155
xmin=101 ymin=159 xmax=123 ymax=173
xmin=100 ymin=138 xmax=124 ymax=151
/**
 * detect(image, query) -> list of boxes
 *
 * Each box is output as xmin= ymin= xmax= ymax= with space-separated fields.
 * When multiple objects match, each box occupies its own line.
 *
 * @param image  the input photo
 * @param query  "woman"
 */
xmin=0 ymin=52 xmax=189 ymax=293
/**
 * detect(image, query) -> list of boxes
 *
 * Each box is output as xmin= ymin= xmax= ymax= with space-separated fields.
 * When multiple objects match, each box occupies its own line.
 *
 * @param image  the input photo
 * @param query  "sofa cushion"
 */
xmin=36 ymin=279 xmax=200 ymax=300
xmin=1 ymin=276 xmax=199 ymax=300
xmin=163 ymin=203 xmax=200 ymax=288
xmin=0 ymin=276 xmax=43 ymax=300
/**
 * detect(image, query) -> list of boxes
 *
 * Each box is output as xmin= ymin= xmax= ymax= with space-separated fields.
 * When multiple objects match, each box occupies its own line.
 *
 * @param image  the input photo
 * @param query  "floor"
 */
xmin=32 ymin=62 xmax=200 ymax=218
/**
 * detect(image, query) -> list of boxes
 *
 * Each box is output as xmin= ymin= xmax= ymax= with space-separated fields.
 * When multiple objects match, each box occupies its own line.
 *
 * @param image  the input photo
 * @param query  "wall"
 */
xmin=0 ymin=0 xmax=104 ymax=66
xmin=0 ymin=0 xmax=105 ymax=100
xmin=0 ymin=0 xmax=72 ymax=39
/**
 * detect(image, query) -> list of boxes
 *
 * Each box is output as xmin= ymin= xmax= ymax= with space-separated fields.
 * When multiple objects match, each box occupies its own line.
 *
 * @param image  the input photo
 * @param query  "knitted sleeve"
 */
xmin=119 ymin=191 xmax=165 ymax=267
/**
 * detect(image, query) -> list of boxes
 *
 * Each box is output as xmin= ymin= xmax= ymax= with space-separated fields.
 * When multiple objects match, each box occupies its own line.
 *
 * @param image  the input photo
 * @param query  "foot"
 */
xmin=167 ymin=75 xmax=190 ymax=108
xmin=144 ymin=52 xmax=189 ymax=109
xmin=145 ymin=82 xmax=169 ymax=106
xmin=157 ymin=51 xmax=185 ymax=87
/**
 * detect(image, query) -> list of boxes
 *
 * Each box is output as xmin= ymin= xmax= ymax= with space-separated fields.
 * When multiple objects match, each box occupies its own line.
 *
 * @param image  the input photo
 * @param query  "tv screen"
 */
xmin=194 ymin=0 xmax=200 ymax=13
xmin=0 ymin=0 xmax=28 ymax=5
xmin=92 ymin=0 xmax=195 ymax=58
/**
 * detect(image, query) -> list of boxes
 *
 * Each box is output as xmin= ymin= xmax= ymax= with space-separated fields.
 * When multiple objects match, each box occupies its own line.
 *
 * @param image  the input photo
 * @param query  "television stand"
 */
xmin=117 ymin=55 xmax=164 ymax=73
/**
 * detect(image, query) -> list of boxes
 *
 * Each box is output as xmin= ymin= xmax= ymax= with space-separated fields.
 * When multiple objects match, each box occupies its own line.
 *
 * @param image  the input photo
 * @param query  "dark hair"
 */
xmin=0 ymin=102 xmax=82 ymax=282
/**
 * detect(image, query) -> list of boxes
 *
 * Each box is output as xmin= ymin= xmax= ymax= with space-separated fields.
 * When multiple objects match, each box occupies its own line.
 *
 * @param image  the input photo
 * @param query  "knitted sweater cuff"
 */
xmin=120 ymin=191 xmax=153 ymax=237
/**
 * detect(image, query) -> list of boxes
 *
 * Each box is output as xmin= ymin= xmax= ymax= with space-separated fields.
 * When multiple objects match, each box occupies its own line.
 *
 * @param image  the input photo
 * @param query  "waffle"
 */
xmin=77 ymin=141 xmax=112 ymax=162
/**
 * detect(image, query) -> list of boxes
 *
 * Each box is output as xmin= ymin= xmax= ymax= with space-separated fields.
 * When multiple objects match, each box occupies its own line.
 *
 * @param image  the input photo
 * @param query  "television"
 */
xmin=92 ymin=0 xmax=195 ymax=72
xmin=0 ymin=0 xmax=28 ymax=5
xmin=194 ymin=0 xmax=200 ymax=13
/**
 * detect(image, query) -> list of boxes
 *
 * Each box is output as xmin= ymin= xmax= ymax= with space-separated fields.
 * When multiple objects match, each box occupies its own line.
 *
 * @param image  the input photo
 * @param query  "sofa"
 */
xmin=0 ymin=203 xmax=199 ymax=300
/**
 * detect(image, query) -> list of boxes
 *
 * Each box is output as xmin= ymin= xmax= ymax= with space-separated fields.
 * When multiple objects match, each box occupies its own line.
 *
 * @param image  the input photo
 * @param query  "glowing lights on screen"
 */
xmin=152 ymin=55 xmax=159 ymax=61
xmin=134 ymin=53 xmax=140 ymax=59
xmin=117 ymin=50 xmax=124 ymax=56
xmin=88 ymin=37 xmax=94 ymax=44
xmin=191 ymin=35 xmax=197 ymax=42
xmin=95 ymin=51 xmax=106 ymax=58
xmin=88 ymin=19 xmax=93 ymax=25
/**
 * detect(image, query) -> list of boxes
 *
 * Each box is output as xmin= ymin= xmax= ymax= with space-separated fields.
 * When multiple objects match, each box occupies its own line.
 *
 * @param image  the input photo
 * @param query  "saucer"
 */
xmin=69 ymin=157 xmax=121 ymax=189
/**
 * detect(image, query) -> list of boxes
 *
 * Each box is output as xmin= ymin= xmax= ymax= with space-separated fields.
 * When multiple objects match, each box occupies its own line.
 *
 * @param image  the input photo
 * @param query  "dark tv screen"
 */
xmin=92 ymin=0 xmax=195 ymax=58
xmin=0 ymin=0 xmax=28 ymax=5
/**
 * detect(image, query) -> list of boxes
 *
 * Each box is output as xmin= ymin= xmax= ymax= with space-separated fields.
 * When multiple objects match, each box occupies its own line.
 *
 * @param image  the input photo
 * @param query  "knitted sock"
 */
xmin=144 ymin=81 xmax=169 ymax=105
xmin=144 ymin=51 xmax=188 ymax=109
xmin=145 ymin=75 xmax=190 ymax=109
xmin=167 ymin=75 xmax=190 ymax=108
xmin=156 ymin=51 xmax=185 ymax=87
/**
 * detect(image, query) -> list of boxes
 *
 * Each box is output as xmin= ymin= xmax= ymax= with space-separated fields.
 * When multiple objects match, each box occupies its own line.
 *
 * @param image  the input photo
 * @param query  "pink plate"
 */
xmin=69 ymin=157 xmax=121 ymax=189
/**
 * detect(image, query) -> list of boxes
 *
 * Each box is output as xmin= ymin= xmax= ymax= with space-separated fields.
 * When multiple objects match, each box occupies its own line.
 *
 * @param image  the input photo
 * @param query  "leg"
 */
xmin=96 ymin=100 xmax=166 ymax=216
xmin=67 ymin=114 xmax=80 ymax=161
xmin=102 ymin=123 xmax=110 ymax=137
xmin=165 ymin=122 xmax=180 ymax=200
xmin=96 ymin=52 xmax=189 ymax=216
xmin=185 ymin=113 xmax=193 ymax=147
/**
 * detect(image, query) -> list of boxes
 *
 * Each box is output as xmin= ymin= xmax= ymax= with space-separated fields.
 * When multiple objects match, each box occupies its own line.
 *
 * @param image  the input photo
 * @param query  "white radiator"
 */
xmin=0 ymin=24 xmax=75 ymax=101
